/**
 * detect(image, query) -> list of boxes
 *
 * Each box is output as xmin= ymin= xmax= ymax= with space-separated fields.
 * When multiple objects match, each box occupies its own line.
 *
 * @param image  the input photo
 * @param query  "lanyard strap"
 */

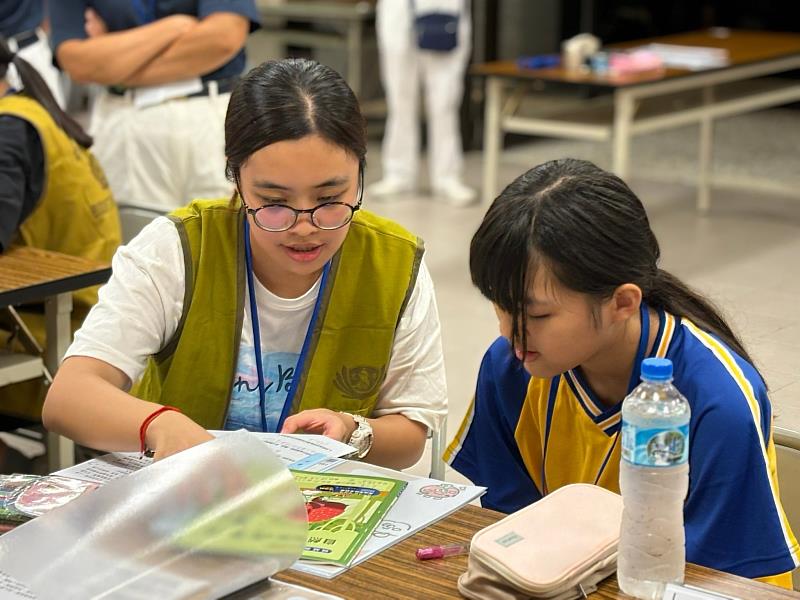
xmin=132 ymin=0 xmax=158 ymax=24
xmin=243 ymin=218 xmax=330 ymax=432
xmin=540 ymin=301 xmax=650 ymax=496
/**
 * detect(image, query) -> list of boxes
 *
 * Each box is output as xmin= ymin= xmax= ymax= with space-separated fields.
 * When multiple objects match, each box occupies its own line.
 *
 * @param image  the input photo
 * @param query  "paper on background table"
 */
xmin=634 ymin=43 xmax=730 ymax=70
xmin=54 ymin=433 xmax=354 ymax=485
xmin=292 ymin=461 xmax=486 ymax=579
xmin=0 ymin=431 xmax=308 ymax=599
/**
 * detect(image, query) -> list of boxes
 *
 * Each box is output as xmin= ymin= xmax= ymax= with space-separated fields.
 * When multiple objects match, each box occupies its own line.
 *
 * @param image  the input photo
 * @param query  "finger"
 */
xmin=282 ymin=411 xmax=325 ymax=432
xmin=321 ymin=421 xmax=347 ymax=441
xmin=280 ymin=416 xmax=300 ymax=433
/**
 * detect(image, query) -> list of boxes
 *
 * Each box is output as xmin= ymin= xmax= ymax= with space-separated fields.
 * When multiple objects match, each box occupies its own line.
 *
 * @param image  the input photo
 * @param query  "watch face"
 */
xmin=350 ymin=420 xmax=373 ymax=457
xmin=352 ymin=430 xmax=369 ymax=448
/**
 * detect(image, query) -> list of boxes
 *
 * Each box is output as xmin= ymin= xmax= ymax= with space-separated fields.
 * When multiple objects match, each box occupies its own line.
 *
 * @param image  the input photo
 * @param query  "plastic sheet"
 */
xmin=0 ymin=431 xmax=307 ymax=599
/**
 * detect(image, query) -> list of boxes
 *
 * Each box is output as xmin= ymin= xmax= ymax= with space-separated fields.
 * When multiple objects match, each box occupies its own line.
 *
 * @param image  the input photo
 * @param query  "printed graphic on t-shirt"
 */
xmin=225 ymin=351 xmax=299 ymax=432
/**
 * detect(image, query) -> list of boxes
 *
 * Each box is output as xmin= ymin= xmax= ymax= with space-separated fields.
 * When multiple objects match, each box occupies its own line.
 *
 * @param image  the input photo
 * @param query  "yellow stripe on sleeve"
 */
xmin=682 ymin=319 xmax=800 ymax=568
xmin=443 ymin=396 xmax=476 ymax=464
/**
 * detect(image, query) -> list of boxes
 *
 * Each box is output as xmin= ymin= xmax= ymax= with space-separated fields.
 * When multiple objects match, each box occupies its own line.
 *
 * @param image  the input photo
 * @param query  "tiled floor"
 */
xmin=369 ymin=110 xmax=800 ymax=480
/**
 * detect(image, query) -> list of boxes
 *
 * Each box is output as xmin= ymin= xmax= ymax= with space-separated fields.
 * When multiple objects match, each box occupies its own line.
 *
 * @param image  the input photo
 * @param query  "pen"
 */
xmin=415 ymin=543 xmax=470 ymax=560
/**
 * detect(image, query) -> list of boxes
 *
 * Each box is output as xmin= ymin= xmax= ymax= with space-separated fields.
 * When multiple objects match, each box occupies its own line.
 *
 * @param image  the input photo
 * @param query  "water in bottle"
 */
xmin=618 ymin=357 xmax=690 ymax=600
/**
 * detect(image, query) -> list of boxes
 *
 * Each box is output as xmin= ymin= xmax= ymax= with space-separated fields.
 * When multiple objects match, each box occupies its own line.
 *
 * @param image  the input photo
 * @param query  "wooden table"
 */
xmin=271 ymin=505 xmax=799 ymax=599
xmin=0 ymin=246 xmax=111 ymax=470
xmin=475 ymin=29 xmax=800 ymax=210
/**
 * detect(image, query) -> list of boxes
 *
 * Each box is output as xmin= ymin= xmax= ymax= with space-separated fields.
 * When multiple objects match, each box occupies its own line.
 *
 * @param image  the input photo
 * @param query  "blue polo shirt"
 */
xmin=447 ymin=310 xmax=800 ymax=581
xmin=0 ymin=0 xmax=43 ymax=38
xmin=49 ymin=0 xmax=260 ymax=83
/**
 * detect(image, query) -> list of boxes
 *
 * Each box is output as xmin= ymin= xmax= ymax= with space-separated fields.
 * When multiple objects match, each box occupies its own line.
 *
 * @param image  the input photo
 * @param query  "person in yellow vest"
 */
xmin=43 ymin=58 xmax=447 ymax=468
xmin=0 ymin=36 xmax=120 ymax=431
xmin=0 ymin=35 xmax=119 ymax=300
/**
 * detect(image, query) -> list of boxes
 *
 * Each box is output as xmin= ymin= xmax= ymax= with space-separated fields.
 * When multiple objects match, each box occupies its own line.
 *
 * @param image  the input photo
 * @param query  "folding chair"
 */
xmin=116 ymin=203 xmax=167 ymax=244
xmin=774 ymin=425 xmax=800 ymax=591
xmin=429 ymin=423 xmax=447 ymax=481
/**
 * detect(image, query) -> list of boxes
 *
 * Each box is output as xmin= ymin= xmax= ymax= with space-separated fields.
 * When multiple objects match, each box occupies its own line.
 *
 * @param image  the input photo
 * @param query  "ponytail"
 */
xmin=471 ymin=159 xmax=763 ymax=384
xmin=0 ymin=35 xmax=93 ymax=148
xmin=646 ymin=269 xmax=756 ymax=368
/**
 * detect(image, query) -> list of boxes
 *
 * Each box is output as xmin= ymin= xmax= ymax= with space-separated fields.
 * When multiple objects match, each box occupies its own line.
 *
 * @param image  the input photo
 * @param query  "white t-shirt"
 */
xmin=66 ymin=217 xmax=447 ymax=431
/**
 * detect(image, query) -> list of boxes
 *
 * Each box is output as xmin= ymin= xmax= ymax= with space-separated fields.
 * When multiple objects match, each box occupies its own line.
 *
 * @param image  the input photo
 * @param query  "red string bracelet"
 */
xmin=139 ymin=405 xmax=182 ymax=456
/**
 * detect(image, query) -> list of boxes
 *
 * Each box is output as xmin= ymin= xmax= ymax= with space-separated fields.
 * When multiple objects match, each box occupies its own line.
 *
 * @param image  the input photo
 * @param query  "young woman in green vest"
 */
xmin=0 ymin=36 xmax=120 ymax=429
xmin=43 ymin=58 xmax=447 ymax=468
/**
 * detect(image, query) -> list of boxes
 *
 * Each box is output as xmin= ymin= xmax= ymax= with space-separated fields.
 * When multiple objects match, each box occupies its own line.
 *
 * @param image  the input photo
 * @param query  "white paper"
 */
xmin=291 ymin=461 xmax=486 ymax=578
xmin=54 ymin=434 xmax=356 ymax=485
xmin=211 ymin=432 xmax=357 ymax=467
xmin=662 ymin=583 xmax=741 ymax=600
xmin=0 ymin=572 xmax=35 ymax=600
xmin=635 ymin=43 xmax=729 ymax=71
xmin=133 ymin=78 xmax=203 ymax=109
xmin=54 ymin=453 xmax=152 ymax=485
xmin=243 ymin=579 xmax=345 ymax=599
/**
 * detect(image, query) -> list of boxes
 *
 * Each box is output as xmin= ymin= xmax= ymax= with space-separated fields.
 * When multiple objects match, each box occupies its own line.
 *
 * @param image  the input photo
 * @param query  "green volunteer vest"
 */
xmin=0 ymin=94 xmax=120 ymax=309
xmin=133 ymin=199 xmax=424 ymax=429
xmin=0 ymin=95 xmax=120 ymax=421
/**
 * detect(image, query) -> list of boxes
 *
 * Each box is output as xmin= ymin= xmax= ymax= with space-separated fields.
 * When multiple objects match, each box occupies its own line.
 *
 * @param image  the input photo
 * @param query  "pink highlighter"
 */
xmin=415 ymin=543 xmax=470 ymax=560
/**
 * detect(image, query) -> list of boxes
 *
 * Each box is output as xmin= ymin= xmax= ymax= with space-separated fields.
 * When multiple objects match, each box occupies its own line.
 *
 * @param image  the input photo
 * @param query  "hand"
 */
xmin=281 ymin=409 xmax=357 ymax=443
xmin=84 ymin=8 xmax=108 ymax=38
xmin=144 ymin=410 xmax=214 ymax=461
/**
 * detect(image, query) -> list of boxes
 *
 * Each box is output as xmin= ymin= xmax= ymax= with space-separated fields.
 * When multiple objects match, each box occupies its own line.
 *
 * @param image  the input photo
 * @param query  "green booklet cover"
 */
xmin=293 ymin=470 xmax=407 ymax=567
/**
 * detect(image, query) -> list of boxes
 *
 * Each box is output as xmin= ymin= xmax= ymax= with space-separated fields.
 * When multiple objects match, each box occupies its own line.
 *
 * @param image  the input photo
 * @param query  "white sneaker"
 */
xmin=433 ymin=179 xmax=478 ymax=207
xmin=366 ymin=178 xmax=415 ymax=200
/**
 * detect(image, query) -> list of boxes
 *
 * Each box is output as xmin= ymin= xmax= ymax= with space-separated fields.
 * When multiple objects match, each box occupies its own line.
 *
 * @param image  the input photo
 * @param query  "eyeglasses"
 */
xmin=243 ymin=172 xmax=364 ymax=233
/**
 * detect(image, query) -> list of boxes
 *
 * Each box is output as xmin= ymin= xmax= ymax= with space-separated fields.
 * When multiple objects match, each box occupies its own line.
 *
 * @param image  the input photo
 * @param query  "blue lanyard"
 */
xmin=540 ymin=302 xmax=650 ymax=495
xmin=132 ymin=0 xmax=158 ymax=24
xmin=243 ymin=218 xmax=330 ymax=432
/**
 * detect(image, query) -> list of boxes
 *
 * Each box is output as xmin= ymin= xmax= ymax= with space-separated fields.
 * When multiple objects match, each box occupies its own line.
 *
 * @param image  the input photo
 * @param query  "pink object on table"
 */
xmin=416 ymin=543 xmax=470 ymax=560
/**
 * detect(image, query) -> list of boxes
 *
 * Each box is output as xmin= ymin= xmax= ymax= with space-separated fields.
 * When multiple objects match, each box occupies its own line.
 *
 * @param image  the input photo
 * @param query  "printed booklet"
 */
xmin=292 ymin=470 xmax=406 ymax=567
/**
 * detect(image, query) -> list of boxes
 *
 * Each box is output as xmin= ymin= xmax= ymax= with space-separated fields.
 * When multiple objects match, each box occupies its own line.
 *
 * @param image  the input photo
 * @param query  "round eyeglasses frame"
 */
xmin=242 ymin=170 xmax=364 ymax=233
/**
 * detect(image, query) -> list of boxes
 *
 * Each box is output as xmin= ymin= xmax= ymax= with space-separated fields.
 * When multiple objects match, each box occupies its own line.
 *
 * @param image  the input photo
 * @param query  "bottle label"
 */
xmin=621 ymin=423 xmax=689 ymax=467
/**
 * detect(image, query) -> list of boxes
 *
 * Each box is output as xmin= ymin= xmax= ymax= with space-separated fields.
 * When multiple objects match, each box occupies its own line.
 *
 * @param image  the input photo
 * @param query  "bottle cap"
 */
xmin=641 ymin=357 xmax=673 ymax=381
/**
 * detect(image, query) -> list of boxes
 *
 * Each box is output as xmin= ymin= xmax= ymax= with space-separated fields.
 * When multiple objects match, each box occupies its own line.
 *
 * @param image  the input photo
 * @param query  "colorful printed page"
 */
xmin=292 ymin=471 xmax=407 ymax=567
xmin=292 ymin=462 xmax=486 ymax=579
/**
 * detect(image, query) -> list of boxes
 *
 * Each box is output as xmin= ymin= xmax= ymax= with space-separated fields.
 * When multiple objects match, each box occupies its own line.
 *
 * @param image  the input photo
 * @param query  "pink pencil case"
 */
xmin=458 ymin=484 xmax=623 ymax=600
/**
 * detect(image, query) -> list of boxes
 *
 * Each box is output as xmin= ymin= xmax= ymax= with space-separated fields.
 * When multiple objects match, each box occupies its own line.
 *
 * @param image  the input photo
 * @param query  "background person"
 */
xmin=49 ymin=0 xmax=259 ymax=209
xmin=368 ymin=0 xmax=476 ymax=207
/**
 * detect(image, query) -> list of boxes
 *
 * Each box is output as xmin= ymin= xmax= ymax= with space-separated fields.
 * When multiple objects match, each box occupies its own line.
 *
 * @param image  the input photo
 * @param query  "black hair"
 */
xmin=224 ymin=58 xmax=366 ymax=187
xmin=470 ymin=158 xmax=758 ymax=371
xmin=0 ymin=35 xmax=93 ymax=148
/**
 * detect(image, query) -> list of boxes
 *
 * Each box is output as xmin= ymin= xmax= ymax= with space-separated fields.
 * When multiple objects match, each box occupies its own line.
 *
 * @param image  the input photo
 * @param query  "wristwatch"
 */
xmin=344 ymin=413 xmax=374 ymax=459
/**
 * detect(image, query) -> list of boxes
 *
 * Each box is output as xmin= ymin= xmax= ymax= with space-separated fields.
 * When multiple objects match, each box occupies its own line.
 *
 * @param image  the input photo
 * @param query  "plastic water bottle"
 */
xmin=618 ymin=358 xmax=690 ymax=600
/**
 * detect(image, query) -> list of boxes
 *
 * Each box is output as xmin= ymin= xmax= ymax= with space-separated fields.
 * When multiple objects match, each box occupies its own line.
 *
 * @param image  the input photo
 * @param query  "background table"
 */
xmin=271 ymin=505 xmax=799 ymax=599
xmin=256 ymin=1 xmax=375 ymax=100
xmin=0 ymin=247 xmax=111 ymax=471
xmin=474 ymin=29 xmax=800 ymax=210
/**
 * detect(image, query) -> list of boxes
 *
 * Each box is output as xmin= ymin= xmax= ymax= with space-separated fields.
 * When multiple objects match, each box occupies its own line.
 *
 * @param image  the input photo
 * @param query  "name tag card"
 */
xmin=662 ymin=583 xmax=741 ymax=600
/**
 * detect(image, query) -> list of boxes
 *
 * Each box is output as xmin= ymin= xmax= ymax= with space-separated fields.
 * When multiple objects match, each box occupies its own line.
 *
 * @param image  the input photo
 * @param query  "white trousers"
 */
xmin=6 ymin=30 xmax=65 ymax=109
xmin=376 ymin=0 xmax=471 ymax=184
xmin=89 ymin=88 xmax=232 ymax=210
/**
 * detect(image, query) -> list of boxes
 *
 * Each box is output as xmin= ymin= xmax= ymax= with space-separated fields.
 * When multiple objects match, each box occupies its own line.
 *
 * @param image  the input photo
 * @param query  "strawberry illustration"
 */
xmin=305 ymin=497 xmax=346 ymax=522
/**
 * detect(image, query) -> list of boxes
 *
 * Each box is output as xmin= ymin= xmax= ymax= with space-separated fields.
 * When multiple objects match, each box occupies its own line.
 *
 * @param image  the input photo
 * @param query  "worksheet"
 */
xmin=292 ymin=462 xmax=485 ymax=579
xmin=54 ymin=433 xmax=353 ymax=484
